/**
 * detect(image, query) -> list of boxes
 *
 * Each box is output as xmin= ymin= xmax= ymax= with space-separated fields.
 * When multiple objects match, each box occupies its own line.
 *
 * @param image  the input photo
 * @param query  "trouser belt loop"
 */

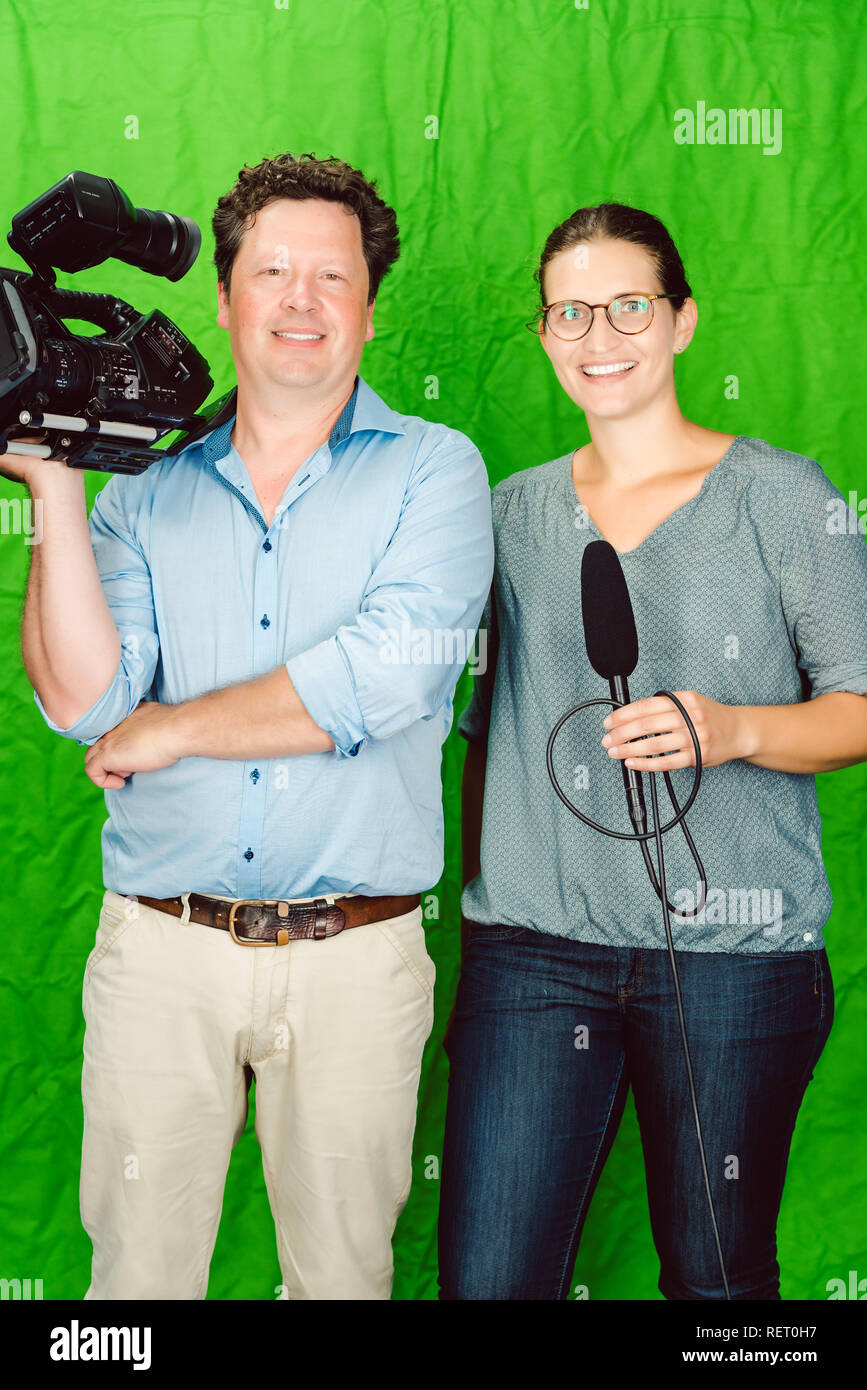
xmin=314 ymin=897 xmax=330 ymax=940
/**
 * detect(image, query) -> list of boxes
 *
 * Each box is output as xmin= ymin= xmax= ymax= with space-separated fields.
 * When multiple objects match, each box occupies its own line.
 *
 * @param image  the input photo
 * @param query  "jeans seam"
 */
xmin=617 ymin=949 xmax=642 ymax=1000
xmin=553 ymin=1048 xmax=627 ymax=1300
xmin=818 ymin=950 xmax=831 ymax=1026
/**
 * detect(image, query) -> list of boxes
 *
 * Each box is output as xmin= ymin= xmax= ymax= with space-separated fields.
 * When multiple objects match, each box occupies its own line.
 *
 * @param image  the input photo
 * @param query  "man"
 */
xmin=12 ymin=152 xmax=493 ymax=1299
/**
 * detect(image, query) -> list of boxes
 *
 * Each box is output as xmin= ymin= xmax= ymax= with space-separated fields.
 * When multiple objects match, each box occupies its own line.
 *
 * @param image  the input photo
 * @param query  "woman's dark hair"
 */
xmin=535 ymin=202 xmax=691 ymax=311
xmin=213 ymin=152 xmax=400 ymax=304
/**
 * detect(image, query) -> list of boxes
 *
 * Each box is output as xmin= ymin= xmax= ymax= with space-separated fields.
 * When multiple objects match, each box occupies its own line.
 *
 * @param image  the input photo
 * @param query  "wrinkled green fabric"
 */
xmin=0 ymin=0 xmax=863 ymax=1301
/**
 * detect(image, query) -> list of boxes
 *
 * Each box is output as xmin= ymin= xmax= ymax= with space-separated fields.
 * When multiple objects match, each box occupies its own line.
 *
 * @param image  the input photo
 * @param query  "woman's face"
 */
xmin=537 ymin=236 xmax=695 ymax=424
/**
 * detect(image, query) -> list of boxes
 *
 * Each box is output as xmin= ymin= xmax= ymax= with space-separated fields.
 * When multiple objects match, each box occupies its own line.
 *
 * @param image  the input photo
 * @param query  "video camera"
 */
xmin=0 ymin=171 xmax=234 ymax=475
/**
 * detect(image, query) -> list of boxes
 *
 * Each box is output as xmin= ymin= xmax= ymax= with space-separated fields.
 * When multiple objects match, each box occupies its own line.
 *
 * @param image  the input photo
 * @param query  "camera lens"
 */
xmin=116 ymin=208 xmax=201 ymax=283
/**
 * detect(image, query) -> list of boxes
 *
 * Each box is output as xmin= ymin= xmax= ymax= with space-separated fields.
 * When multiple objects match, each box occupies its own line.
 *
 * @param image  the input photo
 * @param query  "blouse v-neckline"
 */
xmin=563 ymin=436 xmax=747 ymax=557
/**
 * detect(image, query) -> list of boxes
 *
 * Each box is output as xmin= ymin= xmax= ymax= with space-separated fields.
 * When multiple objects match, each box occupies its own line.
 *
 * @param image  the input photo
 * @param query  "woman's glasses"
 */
xmin=527 ymin=293 xmax=680 ymax=341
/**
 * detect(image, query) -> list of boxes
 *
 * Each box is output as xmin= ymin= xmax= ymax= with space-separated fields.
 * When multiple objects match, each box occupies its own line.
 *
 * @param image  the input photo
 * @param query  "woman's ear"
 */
xmin=674 ymin=296 xmax=698 ymax=353
xmin=537 ymin=321 xmax=554 ymax=363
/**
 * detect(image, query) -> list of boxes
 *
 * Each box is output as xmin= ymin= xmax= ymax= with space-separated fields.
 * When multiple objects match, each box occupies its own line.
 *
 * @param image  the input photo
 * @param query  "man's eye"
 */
xmin=262 ymin=268 xmax=343 ymax=280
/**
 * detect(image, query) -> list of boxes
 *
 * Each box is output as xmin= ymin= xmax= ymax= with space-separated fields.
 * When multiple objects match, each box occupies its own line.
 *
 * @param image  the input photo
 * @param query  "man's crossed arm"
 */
xmin=83 ymin=666 xmax=334 ymax=790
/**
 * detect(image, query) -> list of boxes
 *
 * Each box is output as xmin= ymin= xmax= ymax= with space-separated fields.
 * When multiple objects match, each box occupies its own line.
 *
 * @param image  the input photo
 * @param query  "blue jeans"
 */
xmin=438 ymin=924 xmax=833 ymax=1300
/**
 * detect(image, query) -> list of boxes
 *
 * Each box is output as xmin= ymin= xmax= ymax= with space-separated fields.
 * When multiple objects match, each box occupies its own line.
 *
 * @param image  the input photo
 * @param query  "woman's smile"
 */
xmin=579 ymin=359 xmax=638 ymax=382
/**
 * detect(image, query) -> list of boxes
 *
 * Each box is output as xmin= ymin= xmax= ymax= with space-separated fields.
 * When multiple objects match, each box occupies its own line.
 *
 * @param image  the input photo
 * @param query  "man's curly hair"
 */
xmin=212 ymin=152 xmax=400 ymax=304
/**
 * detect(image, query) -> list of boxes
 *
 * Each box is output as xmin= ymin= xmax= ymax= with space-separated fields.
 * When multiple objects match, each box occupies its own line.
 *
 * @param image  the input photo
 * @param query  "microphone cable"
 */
xmin=546 ymin=689 xmax=731 ymax=1301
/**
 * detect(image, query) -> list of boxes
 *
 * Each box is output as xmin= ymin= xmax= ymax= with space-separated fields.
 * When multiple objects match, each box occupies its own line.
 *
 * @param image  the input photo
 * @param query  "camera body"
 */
xmin=0 ymin=171 xmax=221 ymax=475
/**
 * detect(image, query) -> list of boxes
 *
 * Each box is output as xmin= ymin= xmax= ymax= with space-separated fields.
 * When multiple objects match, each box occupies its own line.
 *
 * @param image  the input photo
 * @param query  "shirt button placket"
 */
xmin=237 ymin=522 xmax=280 ymax=898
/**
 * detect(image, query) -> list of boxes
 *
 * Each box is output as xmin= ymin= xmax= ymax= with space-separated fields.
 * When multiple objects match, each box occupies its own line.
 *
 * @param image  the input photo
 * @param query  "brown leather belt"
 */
xmin=134 ymin=892 xmax=421 ymax=946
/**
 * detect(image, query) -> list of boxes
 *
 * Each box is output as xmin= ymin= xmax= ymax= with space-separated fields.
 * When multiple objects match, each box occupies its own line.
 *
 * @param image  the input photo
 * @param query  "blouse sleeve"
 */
xmin=780 ymin=455 xmax=867 ymax=699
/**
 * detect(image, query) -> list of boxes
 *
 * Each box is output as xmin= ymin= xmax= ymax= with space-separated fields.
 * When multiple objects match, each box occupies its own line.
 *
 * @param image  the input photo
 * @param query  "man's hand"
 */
xmin=0 ymin=429 xmax=73 ymax=486
xmin=83 ymin=701 xmax=182 ymax=789
xmin=601 ymin=691 xmax=751 ymax=771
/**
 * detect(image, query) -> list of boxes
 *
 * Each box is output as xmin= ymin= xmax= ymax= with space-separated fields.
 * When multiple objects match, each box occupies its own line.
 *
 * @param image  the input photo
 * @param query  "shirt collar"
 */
xmin=198 ymin=372 xmax=406 ymax=469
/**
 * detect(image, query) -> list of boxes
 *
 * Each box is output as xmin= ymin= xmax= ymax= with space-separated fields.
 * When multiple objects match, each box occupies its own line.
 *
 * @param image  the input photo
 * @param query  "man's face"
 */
xmin=216 ymin=197 xmax=375 ymax=398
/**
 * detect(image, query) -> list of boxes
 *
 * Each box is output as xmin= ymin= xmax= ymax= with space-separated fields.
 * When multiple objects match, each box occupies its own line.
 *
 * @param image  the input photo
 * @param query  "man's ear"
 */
xmin=216 ymin=280 xmax=229 ymax=331
xmin=365 ymin=295 xmax=376 ymax=343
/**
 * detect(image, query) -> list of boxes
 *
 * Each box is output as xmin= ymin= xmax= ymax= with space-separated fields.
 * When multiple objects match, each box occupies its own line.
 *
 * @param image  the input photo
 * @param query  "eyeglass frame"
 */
xmin=527 ymin=292 xmax=682 ymax=340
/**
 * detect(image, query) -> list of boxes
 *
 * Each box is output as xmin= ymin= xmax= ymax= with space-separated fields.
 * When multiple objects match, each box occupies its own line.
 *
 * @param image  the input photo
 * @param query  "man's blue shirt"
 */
xmin=33 ymin=374 xmax=494 ymax=897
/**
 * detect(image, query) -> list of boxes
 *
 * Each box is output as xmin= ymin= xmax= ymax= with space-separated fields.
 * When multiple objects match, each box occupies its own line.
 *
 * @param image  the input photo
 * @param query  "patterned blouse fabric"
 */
xmin=458 ymin=436 xmax=867 ymax=954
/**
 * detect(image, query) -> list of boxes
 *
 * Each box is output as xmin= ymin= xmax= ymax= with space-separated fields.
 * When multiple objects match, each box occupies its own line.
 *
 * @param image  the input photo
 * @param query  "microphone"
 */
xmin=548 ymin=540 xmax=725 ymax=1294
xmin=581 ymin=539 xmax=647 ymax=832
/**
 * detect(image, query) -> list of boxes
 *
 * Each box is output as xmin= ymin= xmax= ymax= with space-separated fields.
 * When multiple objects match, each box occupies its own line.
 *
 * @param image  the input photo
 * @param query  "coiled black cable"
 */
xmin=546 ymin=689 xmax=731 ymax=1301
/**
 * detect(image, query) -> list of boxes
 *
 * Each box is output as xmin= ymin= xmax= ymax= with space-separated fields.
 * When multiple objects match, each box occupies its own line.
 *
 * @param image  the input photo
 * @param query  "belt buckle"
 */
xmin=228 ymin=898 xmax=277 ymax=947
xmin=227 ymin=896 xmax=345 ymax=945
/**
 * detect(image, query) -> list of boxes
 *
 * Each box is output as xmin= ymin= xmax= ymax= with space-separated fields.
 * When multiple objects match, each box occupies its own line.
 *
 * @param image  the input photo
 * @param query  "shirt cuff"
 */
xmin=32 ymin=684 xmax=112 ymax=746
xmin=285 ymin=640 xmax=366 ymax=758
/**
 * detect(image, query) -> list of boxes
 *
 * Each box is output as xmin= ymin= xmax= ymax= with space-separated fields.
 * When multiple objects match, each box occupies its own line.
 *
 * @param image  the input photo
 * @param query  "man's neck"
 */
xmin=230 ymin=375 xmax=357 ymax=467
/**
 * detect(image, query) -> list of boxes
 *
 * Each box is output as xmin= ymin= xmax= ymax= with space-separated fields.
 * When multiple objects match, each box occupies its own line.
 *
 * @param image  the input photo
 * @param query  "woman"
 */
xmin=438 ymin=202 xmax=867 ymax=1301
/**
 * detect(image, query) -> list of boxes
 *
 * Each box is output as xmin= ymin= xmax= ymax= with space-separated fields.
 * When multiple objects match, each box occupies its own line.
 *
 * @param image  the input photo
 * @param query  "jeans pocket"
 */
xmin=375 ymin=907 xmax=435 ymax=999
xmin=465 ymin=922 xmax=528 ymax=943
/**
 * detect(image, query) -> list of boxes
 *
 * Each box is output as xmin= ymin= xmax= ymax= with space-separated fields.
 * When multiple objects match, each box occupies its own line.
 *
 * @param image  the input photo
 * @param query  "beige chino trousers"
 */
xmin=80 ymin=887 xmax=435 ymax=1300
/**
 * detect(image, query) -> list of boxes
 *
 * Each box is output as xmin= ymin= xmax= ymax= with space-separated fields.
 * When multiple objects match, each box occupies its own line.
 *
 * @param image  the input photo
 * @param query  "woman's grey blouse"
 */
xmin=458 ymin=436 xmax=867 ymax=954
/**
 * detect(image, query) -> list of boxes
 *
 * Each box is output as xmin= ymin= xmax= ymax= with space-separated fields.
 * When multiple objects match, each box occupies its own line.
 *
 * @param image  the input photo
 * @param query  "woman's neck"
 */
xmin=580 ymin=405 xmax=725 ymax=486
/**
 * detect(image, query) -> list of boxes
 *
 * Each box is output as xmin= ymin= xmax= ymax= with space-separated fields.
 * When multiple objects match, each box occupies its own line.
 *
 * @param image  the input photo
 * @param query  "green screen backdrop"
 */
xmin=0 ymin=0 xmax=864 ymax=1301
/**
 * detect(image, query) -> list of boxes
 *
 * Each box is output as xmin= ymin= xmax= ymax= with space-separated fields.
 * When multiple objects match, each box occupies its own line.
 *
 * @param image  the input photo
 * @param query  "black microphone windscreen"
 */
xmin=581 ymin=539 xmax=639 ymax=679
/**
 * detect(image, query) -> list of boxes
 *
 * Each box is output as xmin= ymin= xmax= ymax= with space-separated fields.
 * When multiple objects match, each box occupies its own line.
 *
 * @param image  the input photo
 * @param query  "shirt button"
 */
xmin=243 ymin=848 xmax=254 ymax=862
xmin=260 ymin=614 xmax=270 ymax=629
xmin=250 ymin=768 xmax=260 ymax=783
xmin=263 ymin=540 xmax=272 ymax=552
